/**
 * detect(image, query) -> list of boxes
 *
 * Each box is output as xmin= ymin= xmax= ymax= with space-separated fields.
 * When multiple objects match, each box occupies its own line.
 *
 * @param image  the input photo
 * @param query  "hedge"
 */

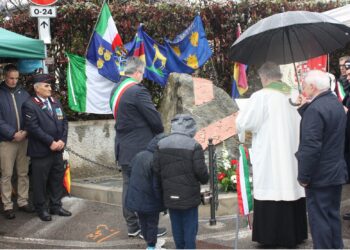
xmin=1 ymin=0 xmax=348 ymax=120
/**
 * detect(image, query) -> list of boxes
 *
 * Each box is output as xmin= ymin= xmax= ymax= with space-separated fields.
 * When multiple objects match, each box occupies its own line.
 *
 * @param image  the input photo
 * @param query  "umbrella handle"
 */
xmin=289 ymin=98 xmax=300 ymax=106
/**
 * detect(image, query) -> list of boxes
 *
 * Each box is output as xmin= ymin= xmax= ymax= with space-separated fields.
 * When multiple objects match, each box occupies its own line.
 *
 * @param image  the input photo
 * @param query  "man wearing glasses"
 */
xmin=337 ymin=56 xmax=350 ymax=105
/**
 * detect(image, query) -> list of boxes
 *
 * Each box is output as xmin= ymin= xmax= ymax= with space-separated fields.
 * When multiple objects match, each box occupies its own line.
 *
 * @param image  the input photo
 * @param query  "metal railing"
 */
xmin=208 ymin=138 xmax=219 ymax=226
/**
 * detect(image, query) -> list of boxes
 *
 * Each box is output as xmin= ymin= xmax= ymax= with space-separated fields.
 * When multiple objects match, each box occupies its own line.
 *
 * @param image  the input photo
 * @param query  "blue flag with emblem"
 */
xmin=165 ymin=15 xmax=212 ymax=72
xmin=126 ymin=25 xmax=169 ymax=86
xmin=125 ymin=16 xmax=212 ymax=86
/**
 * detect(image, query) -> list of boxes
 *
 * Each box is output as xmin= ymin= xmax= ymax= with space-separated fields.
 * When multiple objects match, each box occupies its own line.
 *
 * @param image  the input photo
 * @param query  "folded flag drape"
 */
xmin=236 ymin=144 xmax=253 ymax=216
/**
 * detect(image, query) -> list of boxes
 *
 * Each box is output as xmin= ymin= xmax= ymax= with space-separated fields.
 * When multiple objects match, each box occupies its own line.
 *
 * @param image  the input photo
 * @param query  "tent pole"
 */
xmin=43 ymin=44 xmax=48 ymax=73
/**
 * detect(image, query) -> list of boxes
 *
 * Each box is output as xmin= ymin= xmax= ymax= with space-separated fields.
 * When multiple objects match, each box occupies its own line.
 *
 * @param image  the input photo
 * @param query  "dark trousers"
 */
xmin=138 ymin=212 xmax=159 ymax=247
xmin=169 ymin=207 xmax=198 ymax=249
xmin=306 ymin=185 xmax=343 ymax=249
xmin=31 ymin=153 xmax=65 ymax=213
xmin=122 ymin=165 xmax=140 ymax=233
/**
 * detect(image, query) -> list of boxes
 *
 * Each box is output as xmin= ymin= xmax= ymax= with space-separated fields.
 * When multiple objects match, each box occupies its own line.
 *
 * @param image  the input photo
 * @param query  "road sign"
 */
xmin=45 ymin=57 xmax=54 ymax=65
xmin=30 ymin=6 xmax=56 ymax=18
xmin=29 ymin=0 xmax=58 ymax=6
xmin=38 ymin=17 xmax=51 ymax=44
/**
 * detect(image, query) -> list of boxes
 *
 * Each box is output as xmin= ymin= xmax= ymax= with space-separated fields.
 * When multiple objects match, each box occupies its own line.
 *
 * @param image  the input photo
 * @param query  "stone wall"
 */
xmin=66 ymin=119 xmax=118 ymax=178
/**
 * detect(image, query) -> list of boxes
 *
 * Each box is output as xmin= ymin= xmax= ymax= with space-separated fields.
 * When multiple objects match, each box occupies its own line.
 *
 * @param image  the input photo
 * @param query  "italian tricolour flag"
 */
xmin=236 ymin=145 xmax=253 ymax=216
xmin=92 ymin=2 xmax=122 ymax=51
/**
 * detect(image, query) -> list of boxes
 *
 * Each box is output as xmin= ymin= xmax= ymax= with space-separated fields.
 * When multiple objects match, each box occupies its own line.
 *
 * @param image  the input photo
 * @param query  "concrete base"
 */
xmin=71 ymin=176 xmax=239 ymax=217
xmin=71 ymin=177 xmax=123 ymax=205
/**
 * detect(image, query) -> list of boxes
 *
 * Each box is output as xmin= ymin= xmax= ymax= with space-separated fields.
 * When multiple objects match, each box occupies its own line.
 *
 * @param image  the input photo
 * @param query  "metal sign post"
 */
xmin=38 ymin=17 xmax=51 ymax=44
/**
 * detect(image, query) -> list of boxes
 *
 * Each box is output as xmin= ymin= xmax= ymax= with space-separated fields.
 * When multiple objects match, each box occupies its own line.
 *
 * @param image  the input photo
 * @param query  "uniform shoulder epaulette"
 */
xmin=32 ymin=97 xmax=43 ymax=108
xmin=49 ymin=97 xmax=56 ymax=103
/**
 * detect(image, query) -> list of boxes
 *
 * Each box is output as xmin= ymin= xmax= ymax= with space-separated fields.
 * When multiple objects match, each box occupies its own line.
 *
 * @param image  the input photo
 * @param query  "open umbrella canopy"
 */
xmin=229 ymin=11 xmax=350 ymax=66
xmin=0 ymin=28 xmax=45 ymax=59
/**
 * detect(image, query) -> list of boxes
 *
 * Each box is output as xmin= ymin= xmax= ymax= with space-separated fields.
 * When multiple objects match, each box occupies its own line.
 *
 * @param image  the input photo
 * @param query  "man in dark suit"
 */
xmin=296 ymin=70 xmax=348 ymax=248
xmin=22 ymin=74 xmax=71 ymax=222
xmin=109 ymin=57 xmax=165 ymax=237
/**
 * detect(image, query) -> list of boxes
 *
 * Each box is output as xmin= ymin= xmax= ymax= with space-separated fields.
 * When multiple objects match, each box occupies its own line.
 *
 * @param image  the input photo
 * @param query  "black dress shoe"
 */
xmin=4 ymin=209 xmax=15 ymax=220
xmin=38 ymin=211 xmax=52 ymax=221
xmin=343 ymin=213 xmax=350 ymax=220
xmin=50 ymin=207 xmax=72 ymax=217
xmin=19 ymin=204 xmax=35 ymax=213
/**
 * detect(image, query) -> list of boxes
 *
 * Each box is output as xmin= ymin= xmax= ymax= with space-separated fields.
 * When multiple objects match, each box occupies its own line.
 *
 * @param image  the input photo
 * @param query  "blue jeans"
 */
xmin=169 ymin=207 xmax=198 ymax=249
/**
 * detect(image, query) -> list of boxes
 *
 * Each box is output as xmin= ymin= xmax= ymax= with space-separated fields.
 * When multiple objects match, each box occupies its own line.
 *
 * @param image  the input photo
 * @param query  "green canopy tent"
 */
xmin=0 ymin=28 xmax=45 ymax=59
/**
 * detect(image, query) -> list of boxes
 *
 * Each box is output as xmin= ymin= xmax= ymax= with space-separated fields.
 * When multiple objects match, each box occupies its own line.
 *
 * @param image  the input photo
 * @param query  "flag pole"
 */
xmin=85 ymin=0 xmax=107 ymax=57
xmin=234 ymin=205 xmax=240 ymax=249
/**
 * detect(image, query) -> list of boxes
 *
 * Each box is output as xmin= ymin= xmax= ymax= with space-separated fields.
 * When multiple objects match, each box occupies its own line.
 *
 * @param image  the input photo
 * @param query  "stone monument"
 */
xmin=159 ymin=72 xmax=240 ymax=158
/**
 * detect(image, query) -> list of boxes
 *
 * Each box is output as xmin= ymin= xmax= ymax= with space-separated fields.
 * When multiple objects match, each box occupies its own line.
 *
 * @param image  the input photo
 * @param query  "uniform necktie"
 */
xmin=44 ymin=100 xmax=53 ymax=116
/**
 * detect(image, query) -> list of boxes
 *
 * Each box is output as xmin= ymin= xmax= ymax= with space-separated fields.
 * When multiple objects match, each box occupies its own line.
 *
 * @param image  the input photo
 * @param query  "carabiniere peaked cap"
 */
xmin=31 ymin=74 xmax=55 ymax=84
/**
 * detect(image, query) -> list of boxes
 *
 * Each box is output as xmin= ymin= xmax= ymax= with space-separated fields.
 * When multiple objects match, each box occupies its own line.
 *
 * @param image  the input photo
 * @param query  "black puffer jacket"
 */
xmin=152 ymin=114 xmax=209 ymax=210
xmin=125 ymin=134 xmax=166 ymax=213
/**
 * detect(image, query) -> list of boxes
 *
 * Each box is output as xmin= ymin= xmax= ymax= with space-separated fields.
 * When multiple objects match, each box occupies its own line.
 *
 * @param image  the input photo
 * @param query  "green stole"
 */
xmin=264 ymin=81 xmax=291 ymax=94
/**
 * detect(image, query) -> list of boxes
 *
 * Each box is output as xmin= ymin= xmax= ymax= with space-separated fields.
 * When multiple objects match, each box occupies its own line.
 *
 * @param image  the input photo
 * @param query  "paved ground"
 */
xmin=0 ymin=185 xmax=350 ymax=249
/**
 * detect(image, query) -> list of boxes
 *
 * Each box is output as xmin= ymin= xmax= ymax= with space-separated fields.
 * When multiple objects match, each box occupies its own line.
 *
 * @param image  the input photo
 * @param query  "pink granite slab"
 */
xmin=193 ymin=77 xmax=214 ymax=106
xmin=194 ymin=113 xmax=238 ymax=149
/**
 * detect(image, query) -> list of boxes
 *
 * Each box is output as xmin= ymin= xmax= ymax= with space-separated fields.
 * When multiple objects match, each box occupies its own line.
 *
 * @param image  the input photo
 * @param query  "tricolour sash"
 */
xmin=109 ymin=78 xmax=138 ymax=120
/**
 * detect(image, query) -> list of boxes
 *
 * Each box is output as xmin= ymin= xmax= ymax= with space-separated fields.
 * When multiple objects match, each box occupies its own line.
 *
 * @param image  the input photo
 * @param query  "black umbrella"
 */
xmin=229 ymin=11 xmax=350 ymax=67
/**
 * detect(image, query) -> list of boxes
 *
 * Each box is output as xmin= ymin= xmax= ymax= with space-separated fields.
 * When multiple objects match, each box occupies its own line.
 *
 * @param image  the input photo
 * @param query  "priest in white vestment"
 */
xmin=236 ymin=61 xmax=307 ymax=248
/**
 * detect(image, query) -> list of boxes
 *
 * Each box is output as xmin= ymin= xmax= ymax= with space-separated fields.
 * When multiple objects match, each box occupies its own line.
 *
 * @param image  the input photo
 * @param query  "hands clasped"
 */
xmin=13 ymin=130 xmax=27 ymax=142
xmin=50 ymin=140 xmax=65 ymax=151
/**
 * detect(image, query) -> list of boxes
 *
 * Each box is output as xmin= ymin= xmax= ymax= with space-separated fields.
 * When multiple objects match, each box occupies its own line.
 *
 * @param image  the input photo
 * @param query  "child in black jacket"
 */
xmin=126 ymin=133 xmax=167 ymax=250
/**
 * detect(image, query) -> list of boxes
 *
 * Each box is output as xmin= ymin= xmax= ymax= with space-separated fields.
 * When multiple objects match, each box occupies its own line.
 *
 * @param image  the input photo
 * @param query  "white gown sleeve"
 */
xmin=236 ymin=92 xmax=266 ymax=142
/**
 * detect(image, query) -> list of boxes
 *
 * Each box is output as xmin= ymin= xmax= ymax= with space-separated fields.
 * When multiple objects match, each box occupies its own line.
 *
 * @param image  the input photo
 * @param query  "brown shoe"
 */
xmin=4 ymin=209 xmax=15 ymax=220
xmin=19 ymin=205 xmax=35 ymax=213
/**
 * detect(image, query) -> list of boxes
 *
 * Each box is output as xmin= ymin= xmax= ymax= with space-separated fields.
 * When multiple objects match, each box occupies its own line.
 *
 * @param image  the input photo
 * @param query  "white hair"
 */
xmin=124 ymin=57 xmax=145 ymax=75
xmin=328 ymin=73 xmax=336 ymax=92
xmin=304 ymin=70 xmax=330 ymax=91
xmin=33 ymin=82 xmax=45 ymax=89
